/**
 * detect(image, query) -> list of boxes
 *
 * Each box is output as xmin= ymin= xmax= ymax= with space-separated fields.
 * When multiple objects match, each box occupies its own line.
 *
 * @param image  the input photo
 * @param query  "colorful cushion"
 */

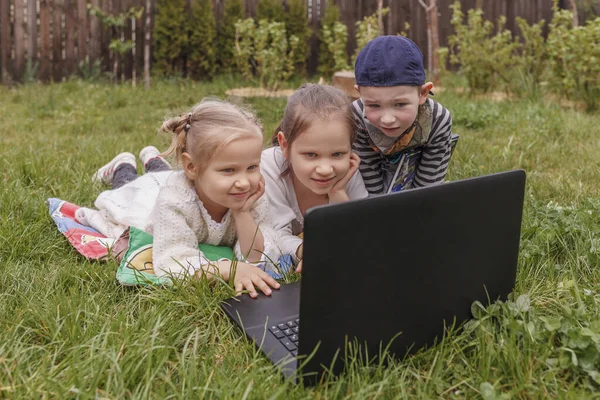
xmin=116 ymin=227 xmax=234 ymax=286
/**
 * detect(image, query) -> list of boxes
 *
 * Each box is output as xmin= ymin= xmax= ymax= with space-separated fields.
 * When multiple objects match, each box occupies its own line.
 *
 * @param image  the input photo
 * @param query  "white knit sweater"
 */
xmin=78 ymin=171 xmax=279 ymax=278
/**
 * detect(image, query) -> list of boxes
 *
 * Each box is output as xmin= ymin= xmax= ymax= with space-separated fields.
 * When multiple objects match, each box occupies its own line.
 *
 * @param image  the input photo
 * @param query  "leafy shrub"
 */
xmin=352 ymin=8 xmax=389 ymax=66
xmin=317 ymin=3 xmax=345 ymax=78
xmin=321 ymin=21 xmax=351 ymax=73
xmin=256 ymin=0 xmax=284 ymax=22
xmin=153 ymin=0 xmax=188 ymax=76
xmin=447 ymin=1 xmax=518 ymax=93
xmin=234 ymin=18 xmax=255 ymax=81
xmin=546 ymin=1 xmax=600 ymax=111
xmin=187 ymin=0 xmax=217 ymax=79
xmin=216 ymin=0 xmax=243 ymax=71
xmin=510 ymin=17 xmax=547 ymax=98
xmin=234 ymin=18 xmax=299 ymax=90
xmin=153 ymin=0 xmax=216 ymax=79
xmin=283 ymin=0 xmax=311 ymax=75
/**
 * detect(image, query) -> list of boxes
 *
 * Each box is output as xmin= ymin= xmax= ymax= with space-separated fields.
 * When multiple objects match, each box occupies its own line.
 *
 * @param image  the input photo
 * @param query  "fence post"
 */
xmin=52 ymin=0 xmax=63 ymax=81
xmin=40 ymin=0 xmax=51 ymax=81
xmin=77 ymin=0 xmax=88 ymax=67
xmin=0 ymin=0 xmax=11 ymax=85
xmin=28 ymin=0 xmax=37 ymax=69
xmin=15 ymin=0 xmax=25 ymax=81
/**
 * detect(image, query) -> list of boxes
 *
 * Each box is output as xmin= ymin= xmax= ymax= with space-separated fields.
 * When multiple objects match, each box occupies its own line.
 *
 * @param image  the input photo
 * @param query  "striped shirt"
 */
xmin=351 ymin=98 xmax=453 ymax=195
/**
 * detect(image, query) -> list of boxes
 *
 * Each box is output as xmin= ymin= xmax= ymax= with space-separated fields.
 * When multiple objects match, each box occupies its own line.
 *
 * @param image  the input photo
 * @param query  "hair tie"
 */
xmin=184 ymin=112 xmax=192 ymax=133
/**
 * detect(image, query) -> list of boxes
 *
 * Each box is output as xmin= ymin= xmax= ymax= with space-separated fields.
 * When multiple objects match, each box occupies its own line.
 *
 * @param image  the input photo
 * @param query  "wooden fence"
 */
xmin=0 ymin=0 xmax=594 ymax=85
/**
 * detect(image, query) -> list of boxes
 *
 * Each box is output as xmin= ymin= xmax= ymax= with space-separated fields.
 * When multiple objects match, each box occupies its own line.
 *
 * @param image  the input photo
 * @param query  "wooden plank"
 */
xmin=144 ymin=0 xmax=151 ymax=88
xmin=40 ymin=0 xmax=50 ymax=81
xmin=101 ymin=0 xmax=111 ymax=71
xmin=306 ymin=0 xmax=318 ymax=74
xmin=135 ymin=0 xmax=144 ymax=83
xmin=89 ymin=0 xmax=100 ymax=64
xmin=27 ymin=0 xmax=37 ymax=64
xmin=0 ymin=0 xmax=10 ymax=84
xmin=124 ymin=0 xmax=133 ymax=80
xmin=113 ymin=0 xmax=121 ymax=81
xmin=52 ymin=0 xmax=63 ymax=81
xmin=15 ymin=0 xmax=25 ymax=79
xmin=77 ymin=0 xmax=87 ymax=62
xmin=65 ymin=0 xmax=75 ymax=74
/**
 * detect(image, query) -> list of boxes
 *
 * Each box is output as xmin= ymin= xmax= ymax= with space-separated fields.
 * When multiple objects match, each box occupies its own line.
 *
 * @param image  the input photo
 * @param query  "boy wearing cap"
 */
xmin=352 ymin=35 xmax=453 ymax=195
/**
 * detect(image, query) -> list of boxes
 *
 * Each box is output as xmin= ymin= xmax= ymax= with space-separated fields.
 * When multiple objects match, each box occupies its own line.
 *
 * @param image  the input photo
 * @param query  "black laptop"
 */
xmin=221 ymin=170 xmax=526 ymax=384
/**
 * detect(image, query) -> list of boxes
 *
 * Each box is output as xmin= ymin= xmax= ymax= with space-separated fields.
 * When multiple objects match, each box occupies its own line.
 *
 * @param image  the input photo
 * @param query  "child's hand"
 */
xmin=232 ymin=262 xmax=280 ymax=298
xmin=295 ymin=243 xmax=303 ymax=273
xmin=328 ymin=152 xmax=360 ymax=201
xmin=236 ymin=175 xmax=265 ymax=213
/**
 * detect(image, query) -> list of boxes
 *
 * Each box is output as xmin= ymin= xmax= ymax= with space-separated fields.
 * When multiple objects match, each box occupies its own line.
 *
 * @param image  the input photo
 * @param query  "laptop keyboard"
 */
xmin=268 ymin=318 xmax=300 ymax=356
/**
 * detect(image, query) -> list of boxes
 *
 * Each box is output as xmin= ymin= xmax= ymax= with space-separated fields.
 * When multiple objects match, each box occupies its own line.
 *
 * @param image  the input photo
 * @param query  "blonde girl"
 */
xmin=77 ymin=99 xmax=280 ymax=297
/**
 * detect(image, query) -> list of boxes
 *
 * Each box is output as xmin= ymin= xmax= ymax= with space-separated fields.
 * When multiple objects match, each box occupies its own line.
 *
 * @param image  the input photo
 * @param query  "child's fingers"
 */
xmin=234 ymin=281 xmax=244 ymax=296
xmin=295 ymin=260 xmax=303 ymax=273
xmin=251 ymin=275 xmax=273 ymax=296
xmin=258 ymin=270 xmax=280 ymax=289
xmin=242 ymin=279 xmax=258 ymax=298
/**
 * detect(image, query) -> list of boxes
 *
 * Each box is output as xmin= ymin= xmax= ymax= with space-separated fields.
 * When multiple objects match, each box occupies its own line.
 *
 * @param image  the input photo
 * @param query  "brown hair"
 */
xmin=161 ymin=98 xmax=262 ymax=171
xmin=272 ymin=83 xmax=356 ymax=147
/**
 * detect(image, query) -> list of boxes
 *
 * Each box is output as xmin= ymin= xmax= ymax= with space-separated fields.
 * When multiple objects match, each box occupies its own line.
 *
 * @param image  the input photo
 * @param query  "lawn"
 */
xmin=1 ymin=76 xmax=600 ymax=398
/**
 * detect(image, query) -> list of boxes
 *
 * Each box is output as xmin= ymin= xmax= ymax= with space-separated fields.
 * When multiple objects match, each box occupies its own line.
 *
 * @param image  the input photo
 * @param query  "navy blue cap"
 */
xmin=355 ymin=36 xmax=426 ymax=87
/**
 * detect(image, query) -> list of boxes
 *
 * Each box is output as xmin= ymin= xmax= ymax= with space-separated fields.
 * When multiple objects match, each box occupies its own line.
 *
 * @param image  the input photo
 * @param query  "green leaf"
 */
xmin=471 ymin=301 xmax=486 ymax=319
xmin=539 ymin=316 xmax=562 ymax=332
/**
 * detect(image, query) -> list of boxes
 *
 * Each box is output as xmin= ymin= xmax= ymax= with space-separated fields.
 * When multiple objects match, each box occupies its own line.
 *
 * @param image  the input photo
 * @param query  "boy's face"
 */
xmin=355 ymin=83 xmax=431 ymax=138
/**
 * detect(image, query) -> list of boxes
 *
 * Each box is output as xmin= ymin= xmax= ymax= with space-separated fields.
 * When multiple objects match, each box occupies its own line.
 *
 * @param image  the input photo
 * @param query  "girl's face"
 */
xmin=183 ymin=135 xmax=263 ymax=220
xmin=279 ymin=116 xmax=352 ymax=196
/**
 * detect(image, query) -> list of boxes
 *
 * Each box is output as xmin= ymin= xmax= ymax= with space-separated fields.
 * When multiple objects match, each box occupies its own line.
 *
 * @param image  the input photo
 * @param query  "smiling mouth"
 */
xmin=229 ymin=192 xmax=249 ymax=198
xmin=312 ymin=177 xmax=335 ymax=185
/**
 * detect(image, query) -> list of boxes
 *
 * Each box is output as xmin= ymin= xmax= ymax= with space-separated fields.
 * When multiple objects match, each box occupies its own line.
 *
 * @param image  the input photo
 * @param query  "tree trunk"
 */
xmin=568 ymin=0 xmax=578 ymax=27
xmin=418 ymin=0 xmax=440 ymax=87
xmin=377 ymin=0 xmax=384 ymax=36
xmin=113 ymin=54 xmax=118 ymax=84
xmin=144 ymin=0 xmax=151 ymax=89
xmin=430 ymin=1 xmax=440 ymax=87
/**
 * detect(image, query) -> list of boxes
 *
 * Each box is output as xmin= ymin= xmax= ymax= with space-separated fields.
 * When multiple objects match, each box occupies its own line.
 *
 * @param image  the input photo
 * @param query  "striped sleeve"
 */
xmin=351 ymin=100 xmax=385 ymax=195
xmin=412 ymin=100 xmax=453 ymax=188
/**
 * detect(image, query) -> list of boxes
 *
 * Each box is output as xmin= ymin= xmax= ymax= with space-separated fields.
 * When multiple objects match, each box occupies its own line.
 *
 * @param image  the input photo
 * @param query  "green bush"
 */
xmin=546 ymin=1 xmax=600 ymax=111
xmin=352 ymin=8 xmax=389 ymax=66
xmin=317 ymin=2 xmax=344 ymax=78
xmin=447 ymin=1 xmax=518 ymax=93
xmin=216 ymin=0 xmax=243 ymax=71
xmin=510 ymin=17 xmax=547 ymax=98
xmin=152 ymin=0 xmax=216 ymax=79
xmin=234 ymin=18 xmax=299 ymax=90
xmin=234 ymin=18 xmax=255 ymax=81
xmin=322 ymin=21 xmax=350 ymax=73
xmin=153 ymin=0 xmax=188 ymax=76
xmin=256 ymin=0 xmax=284 ymax=22
xmin=283 ymin=0 xmax=311 ymax=75
xmin=187 ymin=0 xmax=217 ymax=79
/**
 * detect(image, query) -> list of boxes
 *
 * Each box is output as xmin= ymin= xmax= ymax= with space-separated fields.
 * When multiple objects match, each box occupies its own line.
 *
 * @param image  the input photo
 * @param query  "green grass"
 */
xmin=1 ymin=76 xmax=600 ymax=398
